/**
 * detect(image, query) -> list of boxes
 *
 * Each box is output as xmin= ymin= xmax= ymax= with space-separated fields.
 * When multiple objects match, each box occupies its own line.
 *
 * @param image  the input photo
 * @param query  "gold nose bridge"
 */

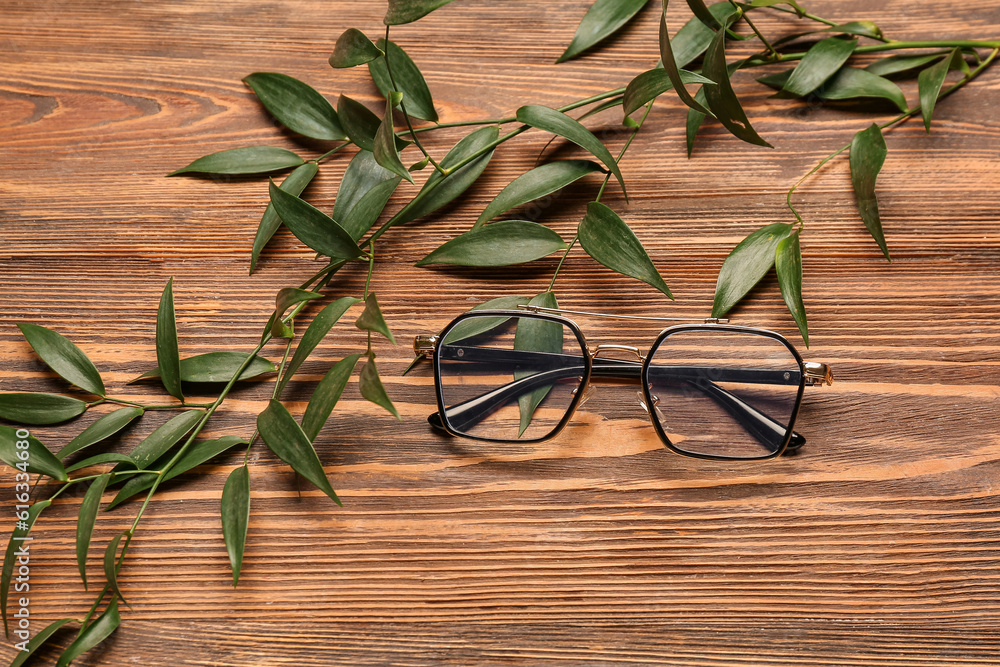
xmin=589 ymin=344 xmax=645 ymax=362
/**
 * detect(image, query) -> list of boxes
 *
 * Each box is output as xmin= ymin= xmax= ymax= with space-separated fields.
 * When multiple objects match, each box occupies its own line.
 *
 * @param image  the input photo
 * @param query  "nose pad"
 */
xmin=637 ymin=391 xmax=667 ymax=423
xmin=573 ymin=384 xmax=595 ymax=408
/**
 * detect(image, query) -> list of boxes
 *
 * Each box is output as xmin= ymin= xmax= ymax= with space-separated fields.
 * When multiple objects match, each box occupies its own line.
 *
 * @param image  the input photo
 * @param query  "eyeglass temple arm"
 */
xmin=426 ymin=346 xmax=808 ymax=454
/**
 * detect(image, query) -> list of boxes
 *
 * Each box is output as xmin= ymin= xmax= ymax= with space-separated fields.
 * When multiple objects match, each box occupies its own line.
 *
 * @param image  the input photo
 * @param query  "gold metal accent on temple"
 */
xmin=413 ymin=334 xmax=438 ymax=359
xmin=803 ymin=362 xmax=834 ymax=386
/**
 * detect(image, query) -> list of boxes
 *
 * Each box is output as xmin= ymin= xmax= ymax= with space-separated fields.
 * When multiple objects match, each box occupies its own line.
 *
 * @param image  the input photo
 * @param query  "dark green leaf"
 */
xmin=417 ymin=220 xmax=566 ymax=267
xmin=156 ymin=278 xmax=183 ymax=401
xmin=58 ymin=407 xmax=144 ymax=460
xmin=578 ymin=201 xmax=672 ymax=298
xmin=514 ymin=292 xmax=561 ymax=436
xmin=332 ymin=150 xmax=402 ymax=240
xmin=703 ymin=13 xmax=772 ymax=147
xmin=107 ymin=436 xmax=246 ymax=509
xmin=0 ymin=426 xmax=67 ymax=480
xmin=711 ymin=222 xmax=794 ymax=317
xmin=55 ymin=598 xmax=120 ymax=667
xmin=222 ymin=465 xmax=250 ymax=586
xmin=775 ymin=232 xmax=808 ymax=346
xmin=169 ymin=146 xmax=304 ymax=176
xmin=251 ymin=162 xmax=319 ymax=274
xmin=671 ymin=2 xmax=739 ymax=68
xmin=64 ymin=453 xmax=136 ymax=473
xmin=329 ymin=28 xmax=383 ymax=68
xmin=557 ymin=0 xmax=651 ymax=63
xmin=658 ymin=2 xmax=711 ymax=115
xmin=243 ymin=72 xmax=345 ymax=141
xmin=623 ymin=68 xmax=715 ymax=117
xmin=117 ymin=409 xmax=203 ymax=472
xmin=257 ymin=399 xmax=341 ymax=504
xmin=825 ymin=20 xmax=882 ymax=40
xmin=745 ymin=0 xmax=804 ymax=11
xmin=373 ymin=95 xmax=415 ymax=183
xmin=359 ymin=355 xmax=401 ymax=420
xmin=135 ymin=352 xmax=276 ymax=385
xmin=685 ymin=0 xmax=721 ymax=29
xmin=77 ymin=474 xmax=110 ymax=589
xmin=268 ymin=179 xmax=366 ymax=259
xmin=355 ymin=293 xmax=396 ymax=345
xmin=779 ymin=37 xmax=858 ymax=98
xmin=384 ymin=0 xmax=459 ymax=25
xmin=17 ymin=323 xmax=105 ymax=396
xmin=3 ymin=499 xmax=51 ymax=635
xmin=337 ymin=96 xmax=382 ymax=152
xmin=850 ymin=123 xmax=890 ymax=260
xmin=475 ymin=160 xmax=604 ymax=229
xmin=302 ymin=354 xmax=363 ymax=440
xmin=685 ymin=86 xmax=710 ymax=156
xmin=515 ymin=105 xmax=627 ymax=199
xmin=439 ymin=296 xmax=531 ymax=345
xmin=103 ymin=531 xmax=128 ymax=604
xmin=865 ymin=52 xmax=947 ymax=78
xmin=819 ymin=67 xmax=908 ymax=111
xmin=0 ymin=393 xmax=86 ymax=425
xmin=918 ymin=48 xmax=958 ymax=132
xmin=10 ymin=618 xmax=75 ymax=667
xmin=391 ymin=126 xmax=499 ymax=225
xmin=369 ymin=39 xmax=438 ymax=122
xmin=279 ymin=297 xmax=361 ymax=395
xmin=276 ymin=288 xmax=323 ymax=319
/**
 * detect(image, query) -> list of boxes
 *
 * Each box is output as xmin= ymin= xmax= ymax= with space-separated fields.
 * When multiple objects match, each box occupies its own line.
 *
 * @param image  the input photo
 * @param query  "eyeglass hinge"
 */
xmin=413 ymin=334 xmax=439 ymax=359
xmin=803 ymin=362 xmax=834 ymax=386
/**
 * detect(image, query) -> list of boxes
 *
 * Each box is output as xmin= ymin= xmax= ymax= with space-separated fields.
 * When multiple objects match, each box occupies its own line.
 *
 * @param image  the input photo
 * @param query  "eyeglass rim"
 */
xmin=640 ymin=323 xmax=807 ymax=461
xmin=431 ymin=310 xmax=807 ymax=456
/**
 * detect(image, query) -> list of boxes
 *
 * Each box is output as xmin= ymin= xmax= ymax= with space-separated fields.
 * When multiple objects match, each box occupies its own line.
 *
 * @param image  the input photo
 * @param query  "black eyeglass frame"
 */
xmin=423 ymin=309 xmax=827 ymax=461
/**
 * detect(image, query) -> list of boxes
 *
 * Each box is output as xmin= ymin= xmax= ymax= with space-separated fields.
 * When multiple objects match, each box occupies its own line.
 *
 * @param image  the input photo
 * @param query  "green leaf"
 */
xmin=76 ymin=473 xmax=110 ymax=589
xmin=3 ymin=499 xmax=51 ymax=635
xmin=55 ymin=598 xmax=120 ymax=667
xmin=392 ymin=126 xmax=499 ymax=226
xmin=302 ymin=355 xmax=363 ymax=440
xmin=355 ymin=293 xmax=396 ymax=345
xmin=373 ymin=95 xmax=415 ymax=183
xmin=417 ymin=220 xmax=567 ymax=267
xmin=329 ymin=28 xmax=383 ymax=68
xmin=257 ymin=399 xmax=342 ymax=504
xmin=10 ymin=618 xmax=75 ymax=667
xmin=135 ymin=352 xmax=276 ymax=385
xmin=117 ymin=409 xmax=203 ymax=472
xmin=825 ymin=20 xmax=882 ymax=40
xmin=222 ymin=465 xmax=250 ymax=586
xmin=106 ymin=436 xmax=246 ymax=509
xmin=384 ymin=0 xmax=459 ymax=25
xmin=103 ymin=531 xmax=128 ymax=605
xmin=251 ymin=161 xmax=319 ymax=274
xmin=332 ymin=150 xmax=402 ymax=240
xmin=272 ymin=288 xmax=324 ymax=338
xmin=0 ymin=393 xmax=86 ymax=425
xmin=278 ymin=297 xmax=361 ymax=395
xmin=685 ymin=86 xmax=710 ymax=157
xmin=745 ymin=0 xmax=804 ymax=11
xmin=439 ymin=296 xmax=531 ymax=346
xmin=513 ymin=292 xmax=562 ymax=436
xmin=671 ymin=2 xmax=739 ymax=68
xmin=156 ymin=278 xmax=183 ymax=401
xmin=243 ymin=72 xmax=345 ymax=141
xmin=17 ymin=323 xmax=105 ymax=396
xmin=169 ymin=146 xmax=304 ymax=176
xmin=337 ymin=96 xmax=382 ymax=152
xmin=369 ymin=39 xmax=438 ymax=122
xmin=819 ymin=67 xmax=908 ymax=112
xmin=0 ymin=426 xmax=67 ymax=481
xmin=475 ymin=160 xmax=604 ymax=229
xmin=623 ymin=68 xmax=715 ymax=117
xmin=685 ymin=0 xmax=721 ymax=29
xmin=268 ymin=179 xmax=366 ymax=259
xmin=775 ymin=232 xmax=809 ymax=346
xmin=850 ymin=123 xmax=890 ymax=261
xmin=779 ymin=37 xmax=858 ymax=98
xmin=578 ymin=201 xmax=672 ymax=298
xmin=64 ymin=453 xmax=136 ymax=473
xmin=658 ymin=2 xmax=711 ymax=115
xmin=557 ymin=0 xmax=651 ymax=63
xmin=359 ymin=355 xmax=401 ymax=420
xmin=918 ymin=48 xmax=958 ymax=132
xmin=866 ymin=52 xmax=948 ymax=78
xmin=711 ymin=222 xmax=794 ymax=317
xmin=58 ymin=407 xmax=144 ymax=460
xmin=515 ymin=105 xmax=627 ymax=199
xmin=702 ymin=12 xmax=771 ymax=147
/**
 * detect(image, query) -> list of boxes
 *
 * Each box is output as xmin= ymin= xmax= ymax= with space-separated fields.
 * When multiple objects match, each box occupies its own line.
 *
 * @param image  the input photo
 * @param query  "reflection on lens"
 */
xmin=437 ymin=314 xmax=586 ymax=441
xmin=645 ymin=328 xmax=803 ymax=459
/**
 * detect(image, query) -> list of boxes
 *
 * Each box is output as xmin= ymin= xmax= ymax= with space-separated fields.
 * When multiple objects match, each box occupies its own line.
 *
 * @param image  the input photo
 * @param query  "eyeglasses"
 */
xmin=413 ymin=305 xmax=833 ymax=461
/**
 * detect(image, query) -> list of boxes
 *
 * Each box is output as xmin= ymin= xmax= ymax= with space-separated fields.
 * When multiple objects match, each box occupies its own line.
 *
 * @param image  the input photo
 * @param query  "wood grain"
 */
xmin=2 ymin=0 xmax=1000 ymax=664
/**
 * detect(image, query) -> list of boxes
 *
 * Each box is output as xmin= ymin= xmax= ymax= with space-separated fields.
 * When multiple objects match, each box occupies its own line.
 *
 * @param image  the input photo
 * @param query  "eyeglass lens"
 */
xmin=437 ymin=314 xmax=586 ymax=441
xmin=645 ymin=328 xmax=802 ymax=459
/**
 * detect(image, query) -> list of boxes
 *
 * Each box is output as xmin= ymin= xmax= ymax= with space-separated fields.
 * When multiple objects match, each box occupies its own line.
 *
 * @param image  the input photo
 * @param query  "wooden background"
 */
xmin=2 ymin=0 xmax=1000 ymax=664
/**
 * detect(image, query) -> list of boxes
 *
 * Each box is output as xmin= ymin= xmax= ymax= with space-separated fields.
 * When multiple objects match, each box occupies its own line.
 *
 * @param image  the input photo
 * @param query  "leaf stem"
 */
xmin=312 ymin=141 xmax=352 ymax=164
